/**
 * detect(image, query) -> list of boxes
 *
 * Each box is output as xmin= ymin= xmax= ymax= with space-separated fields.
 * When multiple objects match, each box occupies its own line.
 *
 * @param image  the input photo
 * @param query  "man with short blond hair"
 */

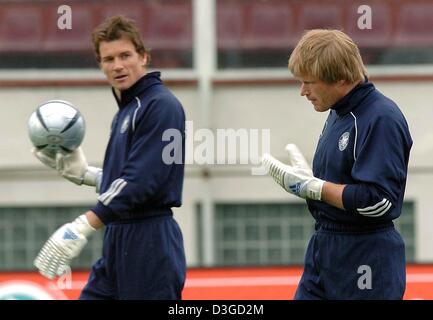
xmin=263 ymin=29 xmax=412 ymax=299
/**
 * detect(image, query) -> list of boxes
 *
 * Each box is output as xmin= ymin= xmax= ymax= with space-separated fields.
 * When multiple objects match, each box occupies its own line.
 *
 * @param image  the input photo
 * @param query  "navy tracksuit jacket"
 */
xmin=80 ymin=72 xmax=186 ymax=300
xmin=295 ymin=80 xmax=413 ymax=300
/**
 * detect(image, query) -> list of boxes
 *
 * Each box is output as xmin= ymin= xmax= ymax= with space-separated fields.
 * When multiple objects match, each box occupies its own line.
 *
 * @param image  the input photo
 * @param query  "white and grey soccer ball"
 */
xmin=28 ymin=100 xmax=85 ymax=152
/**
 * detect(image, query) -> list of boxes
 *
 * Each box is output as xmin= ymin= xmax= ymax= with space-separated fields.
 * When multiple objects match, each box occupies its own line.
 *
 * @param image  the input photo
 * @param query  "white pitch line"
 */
xmin=185 ymin=273 xmax=433 ymax=288
xmin=185 ymin=276 xmax=300 ymax=287
xmin=406 ymin=274 xmax=433 ymax=283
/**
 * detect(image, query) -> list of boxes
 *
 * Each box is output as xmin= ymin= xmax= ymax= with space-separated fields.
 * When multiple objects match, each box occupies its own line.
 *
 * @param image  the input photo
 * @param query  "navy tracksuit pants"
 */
xmin=295 ymin=221 xmax=406 ymax=300
xmin=79 ymin=214 xmax=186 ymax=300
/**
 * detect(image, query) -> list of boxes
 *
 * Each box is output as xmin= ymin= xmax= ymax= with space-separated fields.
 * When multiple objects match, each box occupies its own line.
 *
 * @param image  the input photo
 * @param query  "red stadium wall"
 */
xmin=1 ymin=265 xmax=432 ymax=300
xmin=1 ymin=0 xmax=432 ymax=53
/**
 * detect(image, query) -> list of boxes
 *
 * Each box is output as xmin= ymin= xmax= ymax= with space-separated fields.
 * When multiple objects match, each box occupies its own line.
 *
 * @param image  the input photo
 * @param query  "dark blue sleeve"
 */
xmin=92 ymin=95 xmax=184 ymax=222
xmin=342 ymin=114 xmax=410 ymax=219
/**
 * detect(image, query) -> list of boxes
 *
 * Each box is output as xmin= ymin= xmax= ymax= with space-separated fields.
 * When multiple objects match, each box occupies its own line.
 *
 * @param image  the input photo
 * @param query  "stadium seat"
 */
xmin=43 ymin=6 xmax=93 ymax=52
xmin=345 ymin=3 xmax=392 ymax=48
xmin=145 ymin=3 xmax=193 ymax=51
xmin=0 ymin=7 xmax=43 ymax=52
xmin=217 ymin=3 xmax=243 ymax=50
xmin=394 ymin=3 xmax=433 ymax=47
xmin=296 ymin=4 xmax=342 ymax=40
xmin=242 ymin=2 xmax=294 ymax=49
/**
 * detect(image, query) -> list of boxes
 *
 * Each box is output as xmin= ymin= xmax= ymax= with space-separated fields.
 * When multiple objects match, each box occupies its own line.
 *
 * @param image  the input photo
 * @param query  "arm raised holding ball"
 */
xmin=28 ymin=100 xmax=102 ymax=192
xmin=28 ymin=100 xmax=104 ymax=279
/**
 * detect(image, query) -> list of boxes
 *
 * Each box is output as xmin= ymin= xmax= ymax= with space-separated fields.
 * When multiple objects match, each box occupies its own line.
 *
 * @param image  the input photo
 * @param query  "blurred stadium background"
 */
xmin=0 ymin=0 xmax=433 ymax=299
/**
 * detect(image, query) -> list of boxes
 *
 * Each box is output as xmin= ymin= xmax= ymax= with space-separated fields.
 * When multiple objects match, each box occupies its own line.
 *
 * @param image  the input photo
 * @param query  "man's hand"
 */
xmin=31 ymin=147 xmax=57 ymax=169
xmin=262 ymin=144 xmax=325 ymax=201
xmin=34 ymin=215 xmax=96 ymax=280
xmin=32 ymin=147 xmax=102 ymax=191
xmin=55 ymin=147 xmax=102 ymax=187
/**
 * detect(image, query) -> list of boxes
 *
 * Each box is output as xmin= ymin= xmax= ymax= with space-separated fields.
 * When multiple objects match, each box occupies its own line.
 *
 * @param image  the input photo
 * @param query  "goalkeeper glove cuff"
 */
xmin=262 ymin=152 xmax=325 ymax=201
xmin=83 ymin=166 xmax=103 ymax=192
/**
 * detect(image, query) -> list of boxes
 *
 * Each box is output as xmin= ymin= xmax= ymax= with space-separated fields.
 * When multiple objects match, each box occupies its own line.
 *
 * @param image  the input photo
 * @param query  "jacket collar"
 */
xmin=112 ymin=71 xmax=162 ymax=108
xmin=332 ymin=78 xmax=375 ymax=116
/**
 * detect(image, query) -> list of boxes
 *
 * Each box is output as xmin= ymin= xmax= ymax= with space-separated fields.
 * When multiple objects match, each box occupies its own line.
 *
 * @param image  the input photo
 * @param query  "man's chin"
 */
xmin=313 ymin=104 xmax=329 ymax=112
xmin=112 ymin=83 xmax=131 ymax=91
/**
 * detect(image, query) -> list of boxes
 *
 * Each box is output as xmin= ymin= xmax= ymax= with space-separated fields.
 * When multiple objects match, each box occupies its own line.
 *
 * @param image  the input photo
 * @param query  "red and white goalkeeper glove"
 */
xmin=34 ymin=215 xmax=96 ymax=280
xmin=262 ymin=144 xmax=324 ymax=201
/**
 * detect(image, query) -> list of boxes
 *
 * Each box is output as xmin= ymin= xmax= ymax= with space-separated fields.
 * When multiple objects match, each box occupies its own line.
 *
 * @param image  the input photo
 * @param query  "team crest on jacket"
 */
xmin=120 ymin=115 xmax=130 ymax=134
xmin=338 ymin=132 xmax=350 ymax=151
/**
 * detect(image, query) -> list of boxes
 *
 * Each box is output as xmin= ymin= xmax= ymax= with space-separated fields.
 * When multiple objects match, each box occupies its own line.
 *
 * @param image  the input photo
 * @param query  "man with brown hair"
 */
xmin=263 ymin=29 xmax=412 ymax=299
xmin=33 ymin=15 xmax=187 ymax=299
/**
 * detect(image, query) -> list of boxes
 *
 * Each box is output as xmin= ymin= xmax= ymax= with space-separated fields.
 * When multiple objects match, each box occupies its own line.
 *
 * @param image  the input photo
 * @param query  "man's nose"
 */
xmin=300 ymin=83 xmax=309 ymax=96
xmin=113 ymin=58 xmax=123 ymax=71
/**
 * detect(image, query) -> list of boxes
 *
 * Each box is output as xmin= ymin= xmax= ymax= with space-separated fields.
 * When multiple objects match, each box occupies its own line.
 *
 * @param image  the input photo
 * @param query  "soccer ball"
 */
xmin=28 ymin=100 xmax=85 ymax=152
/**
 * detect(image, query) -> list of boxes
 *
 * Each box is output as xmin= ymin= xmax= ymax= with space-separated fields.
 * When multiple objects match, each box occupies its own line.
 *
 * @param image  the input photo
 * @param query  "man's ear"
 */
xmin=337 ymin=79 xmax=346 ymax=87
xmin=142 ymin=54 xmax=148 ymax=68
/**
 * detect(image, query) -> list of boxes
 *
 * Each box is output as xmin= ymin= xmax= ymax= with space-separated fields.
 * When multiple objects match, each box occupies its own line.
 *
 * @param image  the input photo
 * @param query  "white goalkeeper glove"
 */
xmin=32 ymin=147 xmax=102 ymax=192
xmin=34 ymin=215 xmax=96 ymax=280
xmin=31 ymin=147 xmax=57 ymax=169
xmin=262 ymin=144 xmax=325 ymax=201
